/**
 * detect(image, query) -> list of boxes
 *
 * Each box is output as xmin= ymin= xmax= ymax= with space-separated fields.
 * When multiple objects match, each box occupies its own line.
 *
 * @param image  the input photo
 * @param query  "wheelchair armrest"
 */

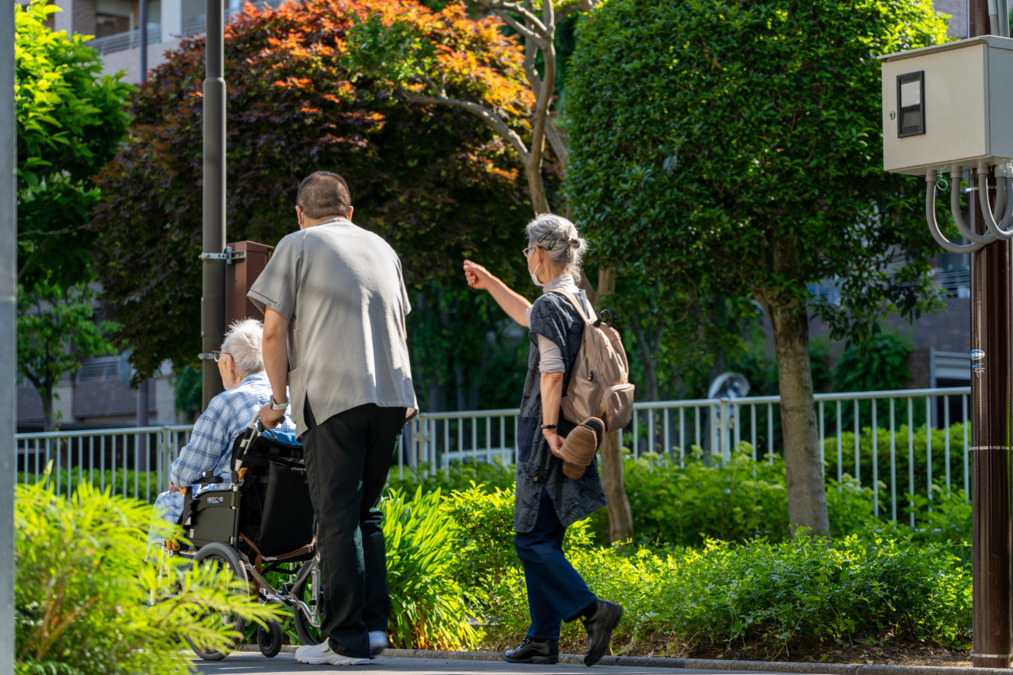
xmin=194 ymin=470 xmax=224 ymax=486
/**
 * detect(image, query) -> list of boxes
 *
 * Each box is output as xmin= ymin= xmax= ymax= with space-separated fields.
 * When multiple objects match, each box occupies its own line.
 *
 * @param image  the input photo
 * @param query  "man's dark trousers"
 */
xmin=302 ymin=402 xmax=406 ymax=658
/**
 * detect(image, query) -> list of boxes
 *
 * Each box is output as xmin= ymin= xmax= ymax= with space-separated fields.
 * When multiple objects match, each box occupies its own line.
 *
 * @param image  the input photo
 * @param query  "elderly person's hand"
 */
xmin=259 ymin=404 xmax=286 ymax=429
xmin=545 ymin=430 xmax=565 ymax=457
xmin=463 ymin=260 xmax=494 ymax=291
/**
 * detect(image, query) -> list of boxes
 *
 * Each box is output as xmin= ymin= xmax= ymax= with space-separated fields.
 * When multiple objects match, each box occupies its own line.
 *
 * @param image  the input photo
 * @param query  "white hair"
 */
xmin=221 ymin=318 xmax=264 ymax=378
xmin=526 ymin=213 xmax=589 ymax=283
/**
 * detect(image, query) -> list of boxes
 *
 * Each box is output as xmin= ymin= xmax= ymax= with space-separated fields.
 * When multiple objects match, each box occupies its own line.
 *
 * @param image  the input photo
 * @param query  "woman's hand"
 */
xmin=545 ymin=430 xmax=565 ymax=457
xmin=463 ymin=259 xmax=531 ymax=326
xmin=463 ymin=260 xmax=494 ymax=291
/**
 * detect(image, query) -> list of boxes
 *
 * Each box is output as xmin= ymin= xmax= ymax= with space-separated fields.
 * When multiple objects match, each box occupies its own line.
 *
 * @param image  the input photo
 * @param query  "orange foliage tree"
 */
xmin=344 ymin=0 xmax=597 ymax=214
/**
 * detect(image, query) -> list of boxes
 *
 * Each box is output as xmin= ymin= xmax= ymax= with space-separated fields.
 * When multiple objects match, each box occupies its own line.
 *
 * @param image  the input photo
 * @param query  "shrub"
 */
xmin=476 ymin=533 xmax=971 ymax=657
xmin=15 ymin=479 xmax=278 ymax=674
xmin=823 ymin=422 xmax=968 ymax=520
xmin=438 ymin=482 xmax=595 ymax=610
xmin=382 ymin=486 xmax=481 ymax=650
xmin=388 ymin=459 xmax=515 ymax=497
xmin=17 ymin=468 xmax=162 ymax=502
xmin=591 ymin=446 xmax=879 ymax=547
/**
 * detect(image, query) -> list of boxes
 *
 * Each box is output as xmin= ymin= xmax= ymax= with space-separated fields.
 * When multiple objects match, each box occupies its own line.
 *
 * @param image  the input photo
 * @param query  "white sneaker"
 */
xmin=295 ymin=641 xmax=370 ymax=666
xmin=368 ymin=631 xmax=387 ymax=658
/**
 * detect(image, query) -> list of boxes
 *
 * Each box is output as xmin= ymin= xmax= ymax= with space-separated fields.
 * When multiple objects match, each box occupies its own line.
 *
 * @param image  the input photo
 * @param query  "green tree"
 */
xmin=90 ymin=0 xmax=531 ymax=379
xmin=17 ymin=280 xmax=119 ymax=431
xmin=14 ymin=0 xmax=132 ymax=431
xmin=564 ymin=0 xmax=948 ymax=535
xmin=15 ymin=0 xmax=134 ymax=288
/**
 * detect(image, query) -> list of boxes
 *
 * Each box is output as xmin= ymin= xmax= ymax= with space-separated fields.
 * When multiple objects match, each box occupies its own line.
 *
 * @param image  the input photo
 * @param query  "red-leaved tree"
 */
xmin=91 ymin=0 xmax=532 ymax=377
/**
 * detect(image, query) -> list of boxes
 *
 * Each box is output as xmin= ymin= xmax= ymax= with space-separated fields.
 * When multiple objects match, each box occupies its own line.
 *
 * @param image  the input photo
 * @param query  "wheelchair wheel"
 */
xmin=291 ymin=558 xmax=324 ymax=646
xmin=186 ymin=542 xmax=249 ymax=661
xmin=257 ymin=618 xmax=284 ymax=658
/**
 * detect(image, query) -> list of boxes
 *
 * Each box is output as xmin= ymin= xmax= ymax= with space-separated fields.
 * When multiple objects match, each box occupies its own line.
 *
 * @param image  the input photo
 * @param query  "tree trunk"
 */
xmin=630 ymin=316 xmax=659 ymax=401
xmin=41 ymin=392 xmax=55 ymax=432
xmin=526 ymin=160 xmax=549 ymax=214
xmin=599 ymin=430 xmax=634 ymax=542
xmin=761 ymin=244 xmax=829 ymax=537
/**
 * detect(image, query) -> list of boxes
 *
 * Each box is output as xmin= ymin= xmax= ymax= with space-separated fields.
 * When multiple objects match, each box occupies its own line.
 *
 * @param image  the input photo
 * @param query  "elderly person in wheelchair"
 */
xmin=152 ymin=318 xmax=295 ymax=534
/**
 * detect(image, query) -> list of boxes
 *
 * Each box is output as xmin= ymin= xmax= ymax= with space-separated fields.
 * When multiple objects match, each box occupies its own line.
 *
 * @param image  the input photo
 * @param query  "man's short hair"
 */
xmin=297 ymin=171 xmax=351 ymax=220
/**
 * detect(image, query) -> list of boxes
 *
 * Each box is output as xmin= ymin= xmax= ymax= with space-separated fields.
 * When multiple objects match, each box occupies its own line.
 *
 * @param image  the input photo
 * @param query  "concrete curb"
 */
xmin=383 ymin=649 xmax=982 ymax=675
xmin=236 ymin=645 xmax=982 ymax=674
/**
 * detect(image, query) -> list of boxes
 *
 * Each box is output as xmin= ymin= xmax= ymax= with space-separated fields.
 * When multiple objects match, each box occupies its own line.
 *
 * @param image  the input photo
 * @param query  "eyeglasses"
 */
xmin=212 ymin=350 xmax=231 ymax=362
xmin=522 ymin=245 xmax=535 ymax=257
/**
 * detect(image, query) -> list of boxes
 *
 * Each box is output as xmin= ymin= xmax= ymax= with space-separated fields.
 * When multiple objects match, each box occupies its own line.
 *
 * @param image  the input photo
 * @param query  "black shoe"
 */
xmin=582 ymin=600 xmax=623 ymax=666
xmin=503 ymin=638 xmax=559 ymax=664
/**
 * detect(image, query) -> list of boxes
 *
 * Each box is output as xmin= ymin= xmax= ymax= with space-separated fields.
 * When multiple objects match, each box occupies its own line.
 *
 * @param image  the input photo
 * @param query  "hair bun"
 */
xmin=569 ymin=237 xmax=580 ymax=248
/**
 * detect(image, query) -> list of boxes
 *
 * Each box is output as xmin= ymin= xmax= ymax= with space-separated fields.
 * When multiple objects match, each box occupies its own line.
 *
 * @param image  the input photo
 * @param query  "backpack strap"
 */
xmin=550 ymin=289 xmax=591 ymax=323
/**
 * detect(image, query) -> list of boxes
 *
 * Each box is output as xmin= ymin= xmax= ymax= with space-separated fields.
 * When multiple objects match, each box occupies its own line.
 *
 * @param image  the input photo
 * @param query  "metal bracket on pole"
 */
xmin=199 ymin=246 xmax=246 ymax=265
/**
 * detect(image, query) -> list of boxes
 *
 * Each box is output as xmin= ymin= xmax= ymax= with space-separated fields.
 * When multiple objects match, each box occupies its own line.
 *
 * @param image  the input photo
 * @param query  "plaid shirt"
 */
xmin=157 ymin=371 xmax=295 ymax=524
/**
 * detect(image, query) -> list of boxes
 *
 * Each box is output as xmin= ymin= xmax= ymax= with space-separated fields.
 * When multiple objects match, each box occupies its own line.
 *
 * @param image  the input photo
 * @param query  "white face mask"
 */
xmin=529 ymin=262 xmax=543 ymax=287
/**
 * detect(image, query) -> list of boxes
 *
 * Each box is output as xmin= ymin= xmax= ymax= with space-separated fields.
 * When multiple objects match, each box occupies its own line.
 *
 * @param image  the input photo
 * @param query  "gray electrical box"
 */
xmin=881 ymin=36 xmax=1013 ymax=175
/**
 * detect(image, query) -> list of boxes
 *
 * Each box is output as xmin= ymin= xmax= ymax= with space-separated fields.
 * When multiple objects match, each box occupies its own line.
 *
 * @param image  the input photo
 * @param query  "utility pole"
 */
xmin=969 ymin=0 xmax=1013 ymax=668
xmin=201 ymin=0 xmax=227 ymax=409
xmin=139 ymin=0 xmax=147 ymax=83
xmin=1 ymin=2 xmax=17 ymax=672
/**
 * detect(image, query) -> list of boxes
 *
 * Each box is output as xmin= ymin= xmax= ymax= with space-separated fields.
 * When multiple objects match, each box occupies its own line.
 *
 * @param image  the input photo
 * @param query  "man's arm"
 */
xmin=259 ymin=307 xmax=290 ymax=428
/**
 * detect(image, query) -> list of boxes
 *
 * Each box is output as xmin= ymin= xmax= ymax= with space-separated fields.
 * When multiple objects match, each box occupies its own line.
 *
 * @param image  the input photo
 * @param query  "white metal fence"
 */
xmin=16 ymin=387 xmax=972 ymax=524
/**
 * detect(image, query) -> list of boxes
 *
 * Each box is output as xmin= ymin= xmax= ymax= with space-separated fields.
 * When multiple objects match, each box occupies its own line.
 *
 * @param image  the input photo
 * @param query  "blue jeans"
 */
xmin=514 ymin=491 xmax=597 ymax=640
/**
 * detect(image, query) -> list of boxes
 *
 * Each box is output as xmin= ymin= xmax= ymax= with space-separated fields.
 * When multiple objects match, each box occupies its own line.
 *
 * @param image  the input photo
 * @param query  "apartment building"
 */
xmin=46 ymin=0 xmax=280 ymax=84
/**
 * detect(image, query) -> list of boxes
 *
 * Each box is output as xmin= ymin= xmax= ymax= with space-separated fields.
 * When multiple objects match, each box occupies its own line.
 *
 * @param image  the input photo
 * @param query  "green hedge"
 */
xmin=585 ymin=446 xmax=881 ymax=547
xmin=440 ymin=483 xmax=971 ymax=656
xmin=823 ymin=422 xmax=968 ymax=519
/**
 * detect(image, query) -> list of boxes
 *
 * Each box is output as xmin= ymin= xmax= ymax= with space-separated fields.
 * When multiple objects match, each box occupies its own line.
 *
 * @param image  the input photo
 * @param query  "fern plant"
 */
xmin=15 ymin=478 xmax=279 ymax=675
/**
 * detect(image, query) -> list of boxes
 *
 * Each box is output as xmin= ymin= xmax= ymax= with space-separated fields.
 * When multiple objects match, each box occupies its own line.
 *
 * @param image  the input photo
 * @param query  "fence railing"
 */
xmin=16 ymin=387 xmax=972 ymax=525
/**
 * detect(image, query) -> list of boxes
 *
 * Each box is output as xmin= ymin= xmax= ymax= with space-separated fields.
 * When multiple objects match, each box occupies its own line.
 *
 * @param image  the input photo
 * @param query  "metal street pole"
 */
xmin=201 ymin=0 xmax=226 ymax=409
xmin=1 ymin=2 xmax=17 ymax=672
xmin=139 ymin=0 xmax=147 ymax=83
xmin=969 ymin=0 xmax=1013 ymax=668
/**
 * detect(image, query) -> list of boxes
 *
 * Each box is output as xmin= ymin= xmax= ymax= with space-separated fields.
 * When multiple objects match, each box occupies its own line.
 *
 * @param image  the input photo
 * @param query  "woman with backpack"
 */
xmin=463 ymin=213 xmax=623 ymax=667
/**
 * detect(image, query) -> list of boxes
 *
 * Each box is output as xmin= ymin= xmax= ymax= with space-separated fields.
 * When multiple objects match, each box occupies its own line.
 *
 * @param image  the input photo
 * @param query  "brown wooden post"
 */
xmin=224 ymin=241 xmax=274 ymax=327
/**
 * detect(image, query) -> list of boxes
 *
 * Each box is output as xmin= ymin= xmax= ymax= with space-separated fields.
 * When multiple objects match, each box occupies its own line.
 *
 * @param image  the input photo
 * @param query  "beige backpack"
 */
xmin=552 ymin=290 xmax=636 ymax=432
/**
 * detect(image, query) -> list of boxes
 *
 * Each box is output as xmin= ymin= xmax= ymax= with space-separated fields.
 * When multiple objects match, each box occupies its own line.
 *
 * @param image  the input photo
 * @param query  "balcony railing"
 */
xmin=86 ymin=25 xmax=162 ymax=55
xmin=183 ymin=0 xmax=288 ymax=36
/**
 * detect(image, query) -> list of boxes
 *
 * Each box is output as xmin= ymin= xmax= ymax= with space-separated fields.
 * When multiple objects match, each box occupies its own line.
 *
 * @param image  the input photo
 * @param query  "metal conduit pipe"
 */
xmin=993 ymin=166 xmax=1006 ymax=217
xmin=926 ymin=170 xmax=987 ymax=253
xmin=951 ymin=164 xmax=996 ymax=243
xmin=993 ymin=167 xmax=1013 ymax=231
xmin=977 ymin=160 xmax=1013 ymax=238
xmin=1001 ymin=174 xmax=1013 ymax=225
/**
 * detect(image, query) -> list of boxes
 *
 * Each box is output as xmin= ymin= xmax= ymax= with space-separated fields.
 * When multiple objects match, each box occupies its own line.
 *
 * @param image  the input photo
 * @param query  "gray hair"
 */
xmin=221 ymin=318 xmax=265 ymax=378
xmin=526 ymin=213 xmax=589 ymax=283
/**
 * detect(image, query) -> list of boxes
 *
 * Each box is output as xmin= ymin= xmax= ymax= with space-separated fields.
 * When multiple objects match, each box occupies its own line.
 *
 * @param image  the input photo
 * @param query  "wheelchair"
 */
xmin=174 ymin=414 xmax=324 ymax=660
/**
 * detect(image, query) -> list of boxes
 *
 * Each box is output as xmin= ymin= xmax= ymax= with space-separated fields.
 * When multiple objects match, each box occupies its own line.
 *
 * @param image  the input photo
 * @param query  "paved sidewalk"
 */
xmin=193 ymin=649 xmax=987 ymax=675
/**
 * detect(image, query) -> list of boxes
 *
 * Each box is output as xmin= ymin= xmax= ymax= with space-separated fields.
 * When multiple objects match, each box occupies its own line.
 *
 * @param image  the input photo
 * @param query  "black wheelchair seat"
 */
xmin=180 ymin=416 xmax=315 ymax=561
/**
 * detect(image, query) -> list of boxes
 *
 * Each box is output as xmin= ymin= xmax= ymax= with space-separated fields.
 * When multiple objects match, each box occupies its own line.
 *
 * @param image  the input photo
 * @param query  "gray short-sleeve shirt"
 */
xmin=248 ymin=218 xmax=418 ymax=437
